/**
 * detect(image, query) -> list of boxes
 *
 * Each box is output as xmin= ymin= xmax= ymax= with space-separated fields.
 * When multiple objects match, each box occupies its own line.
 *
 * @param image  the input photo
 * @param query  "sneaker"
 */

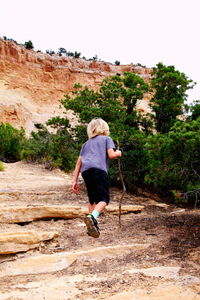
xmin=84 ymin=214 xmax=100 ymax=238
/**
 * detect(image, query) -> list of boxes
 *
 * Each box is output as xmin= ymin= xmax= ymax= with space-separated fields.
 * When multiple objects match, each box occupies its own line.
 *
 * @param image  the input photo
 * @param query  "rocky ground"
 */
xmin=0 ymin=161 xmax=199 ymax=300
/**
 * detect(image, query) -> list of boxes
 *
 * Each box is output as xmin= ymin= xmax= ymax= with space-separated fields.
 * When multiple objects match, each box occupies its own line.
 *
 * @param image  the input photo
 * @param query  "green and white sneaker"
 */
xmin=84 ymin=214 xmax=100 ymax=238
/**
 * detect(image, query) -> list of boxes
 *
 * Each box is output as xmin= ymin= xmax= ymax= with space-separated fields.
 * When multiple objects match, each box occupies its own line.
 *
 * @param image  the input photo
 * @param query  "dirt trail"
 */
xmin=0 ymin=161 xmax=199 ymax=300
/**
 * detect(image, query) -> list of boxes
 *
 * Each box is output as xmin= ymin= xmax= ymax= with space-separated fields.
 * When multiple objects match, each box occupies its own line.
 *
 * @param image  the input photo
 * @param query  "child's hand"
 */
xmin=72 ymin=182 xmax=79 ymax=193
xmin=115 ymin=150 xmax=122 ymax=157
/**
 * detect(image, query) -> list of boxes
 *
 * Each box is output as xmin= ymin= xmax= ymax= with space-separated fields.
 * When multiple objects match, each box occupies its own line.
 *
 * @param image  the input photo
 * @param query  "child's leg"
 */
xmin=89 ymin=201 xmax=107 ymax=219
xmin=82 ymin=168 xmax=109 ymax=238
xmin=88 ymin=202 xmax=106 ymax=217
xmin=88 ymin=203 xmax=96 ymax=213
xmin=94 ymin=201 xmax=107 ymax=214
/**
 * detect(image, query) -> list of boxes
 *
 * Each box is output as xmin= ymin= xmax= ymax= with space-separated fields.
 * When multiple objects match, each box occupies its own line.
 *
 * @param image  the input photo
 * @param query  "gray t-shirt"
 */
xmin=80 ymin=135 xmax=115 ymax=173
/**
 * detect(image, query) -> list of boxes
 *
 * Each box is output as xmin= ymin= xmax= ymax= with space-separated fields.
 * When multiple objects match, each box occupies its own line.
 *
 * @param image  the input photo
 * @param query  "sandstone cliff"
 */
xmin=0 ymin=39 xmax=152 ymax=134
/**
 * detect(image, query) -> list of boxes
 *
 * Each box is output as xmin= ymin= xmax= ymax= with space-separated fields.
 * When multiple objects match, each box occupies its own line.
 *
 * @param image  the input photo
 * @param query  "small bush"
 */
xmin=0 ymin=123 xmax=26 ymax=162
xmin=22 ymin=124 xmax=78 ymax=171
xmin=0 ymin=161 xmax=4 ymax=171
xmin=24 ymin=40 xmax=34 ymax=50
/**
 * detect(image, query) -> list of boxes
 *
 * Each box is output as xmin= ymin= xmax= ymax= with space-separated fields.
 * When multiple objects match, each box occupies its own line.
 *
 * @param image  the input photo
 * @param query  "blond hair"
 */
xmin=87 ymin=118 xmax=110 ymax=139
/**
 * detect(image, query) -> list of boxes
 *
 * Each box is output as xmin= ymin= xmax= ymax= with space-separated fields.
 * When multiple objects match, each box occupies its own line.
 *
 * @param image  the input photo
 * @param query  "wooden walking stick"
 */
xmin=116 ymin=140 xmax=126 ymax=227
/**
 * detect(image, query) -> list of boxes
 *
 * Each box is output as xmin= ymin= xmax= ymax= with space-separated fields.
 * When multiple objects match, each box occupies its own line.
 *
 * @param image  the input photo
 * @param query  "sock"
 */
xmin=91 ymin=209 xmax=100 ymax=219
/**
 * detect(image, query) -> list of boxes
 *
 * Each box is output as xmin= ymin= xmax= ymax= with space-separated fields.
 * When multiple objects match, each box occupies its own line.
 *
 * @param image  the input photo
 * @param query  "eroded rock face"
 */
xmin=0 ymin=231 xmax=59 ymax=254
xmin=0 ymin=205 xmax=144 ymax=223
xmin=0 ymin=39 xmax=152 ymax=132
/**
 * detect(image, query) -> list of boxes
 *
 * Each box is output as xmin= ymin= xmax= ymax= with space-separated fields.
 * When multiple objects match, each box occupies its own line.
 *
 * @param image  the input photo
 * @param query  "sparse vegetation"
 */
xmin=92 ymin=55 xmax=98 ymax=61
xmin=115 ymin=60 xmax=120 ymax=65
xmin=24 ymin=40 xmax=34 ymax=50
xmin=57 ymin=47 xmax=67 ymax=56
xmin=46 ymin=49 xmax=55 ymax=55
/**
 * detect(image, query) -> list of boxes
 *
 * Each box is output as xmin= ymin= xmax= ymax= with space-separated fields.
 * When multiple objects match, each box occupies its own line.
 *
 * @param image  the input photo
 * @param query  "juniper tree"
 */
xmin=150 ymin=63 xmax=195 ymax=133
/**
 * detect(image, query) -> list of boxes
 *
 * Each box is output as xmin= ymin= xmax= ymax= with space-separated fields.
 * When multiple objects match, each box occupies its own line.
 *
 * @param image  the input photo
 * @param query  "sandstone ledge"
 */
xmin=0 ymin=243 xmax=149 ymax=275
xmin=0 ymin=205 xmax=144 ymax=223
xmin=0 ymin=231 xmax=59 ymax=254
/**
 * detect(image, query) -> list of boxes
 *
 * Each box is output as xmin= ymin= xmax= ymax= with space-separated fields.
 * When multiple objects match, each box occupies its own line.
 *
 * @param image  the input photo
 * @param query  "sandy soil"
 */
xmin=0 ymin=161 xmax=199 ymax=300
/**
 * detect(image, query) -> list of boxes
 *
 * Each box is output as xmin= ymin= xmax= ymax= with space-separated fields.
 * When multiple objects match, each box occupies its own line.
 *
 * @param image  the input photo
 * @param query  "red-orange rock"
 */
xmin=0 ymin=39 xmax=152 ymax=132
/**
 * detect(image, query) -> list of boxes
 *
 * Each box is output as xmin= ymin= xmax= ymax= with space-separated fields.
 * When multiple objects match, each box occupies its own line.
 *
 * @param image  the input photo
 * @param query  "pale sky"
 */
xmin=1 ymin=0 xmax=200 ymax=103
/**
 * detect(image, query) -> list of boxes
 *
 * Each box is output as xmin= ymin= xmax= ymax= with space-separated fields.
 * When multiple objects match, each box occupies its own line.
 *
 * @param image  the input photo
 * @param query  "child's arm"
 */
xmin=72 ymin=156 xmax=82 ymax=193
xmin=107 ymin=148 xmax=122 ymax=159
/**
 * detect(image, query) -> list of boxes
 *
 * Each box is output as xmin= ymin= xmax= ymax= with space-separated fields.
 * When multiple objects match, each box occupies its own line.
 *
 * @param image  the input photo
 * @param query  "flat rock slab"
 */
xmin=126 ymin=266 xmax=200 ymax=285
xmin=108 ymin=285 xmax=200 ymax=300
xmin=0 ymin=231 xmax=59 ymax=254
xmin=126 ymin=266 xmax=181 ymax=278
xmin=0 ymin=275 xmax=86 ymax=300
xmin=0 ymin=204 xmax=144 ymax=223
xmin=0 ymin=243 xmax=149 ymax=277
xmin=0 ymin=278 xmax=199 ymax=300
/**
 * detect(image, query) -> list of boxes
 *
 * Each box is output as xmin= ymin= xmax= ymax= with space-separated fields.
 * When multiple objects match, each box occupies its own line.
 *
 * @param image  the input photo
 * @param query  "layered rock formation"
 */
xmin=0 ymin=39 xmax=152 ymax=133
xmin=0 ymin=231 xmax=59 ymax=254
xmin=0 ymin=205 xmax=144 ymax=224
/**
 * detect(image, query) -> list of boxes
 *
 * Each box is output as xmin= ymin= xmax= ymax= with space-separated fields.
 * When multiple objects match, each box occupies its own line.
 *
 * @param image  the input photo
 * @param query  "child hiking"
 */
xmin=72 ymin=118 xmax=122 ymax=238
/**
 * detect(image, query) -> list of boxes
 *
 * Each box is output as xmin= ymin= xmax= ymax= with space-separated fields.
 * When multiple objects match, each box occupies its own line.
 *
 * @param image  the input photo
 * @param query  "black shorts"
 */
xmin=82 ymin=168 xmax=110 ymax=205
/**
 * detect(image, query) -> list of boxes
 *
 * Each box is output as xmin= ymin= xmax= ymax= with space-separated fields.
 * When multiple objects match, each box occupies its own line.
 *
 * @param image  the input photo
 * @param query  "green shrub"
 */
xmin=0 ymin=123 xmax=26 ymax=162
xmin=144 ymin=119 xmax=200 ymax=204
xmin=190 ymin=100 xmax=200 ymax=121
xmin=115 ymin=60 xmax=120 ymax=65
xmin=0 ymin=161 xmax=4 ymax=171
xmin=22 ymin=124 xmax=78 ymax=171
xmin=24 ymin=40 xmax=34 ymax=49
xmin=109 ymin=130 xmax=148 ymax=191
xmin=150 ymin=63 xmax=195 ymax=133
